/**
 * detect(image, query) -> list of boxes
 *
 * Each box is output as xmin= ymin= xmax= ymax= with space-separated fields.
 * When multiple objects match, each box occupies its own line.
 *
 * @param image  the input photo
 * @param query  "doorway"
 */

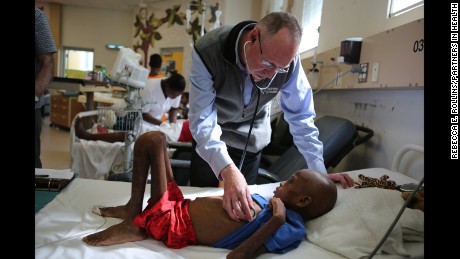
xmin=160 ymin=47 xmax=184 ymax=76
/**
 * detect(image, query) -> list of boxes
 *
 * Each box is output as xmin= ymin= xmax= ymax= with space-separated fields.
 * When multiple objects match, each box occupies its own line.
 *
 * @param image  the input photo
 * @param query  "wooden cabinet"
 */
xmin=50 ymin=94 xmax=85 ymax=128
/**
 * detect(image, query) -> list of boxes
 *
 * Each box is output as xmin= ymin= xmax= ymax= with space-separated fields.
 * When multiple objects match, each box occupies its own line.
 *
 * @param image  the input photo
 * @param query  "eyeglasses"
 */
xmin=257 ymin=31 xmax=290 ymax=73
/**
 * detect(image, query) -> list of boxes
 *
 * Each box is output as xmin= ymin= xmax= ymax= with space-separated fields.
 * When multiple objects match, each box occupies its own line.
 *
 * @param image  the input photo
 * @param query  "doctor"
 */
xmin=188 ymin=12 xmax=354 ymax=223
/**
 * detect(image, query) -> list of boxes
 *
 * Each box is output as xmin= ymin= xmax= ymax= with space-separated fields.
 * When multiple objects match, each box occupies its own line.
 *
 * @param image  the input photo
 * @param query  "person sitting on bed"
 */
xmin=82 ymin=131 xmax=337 ymax=258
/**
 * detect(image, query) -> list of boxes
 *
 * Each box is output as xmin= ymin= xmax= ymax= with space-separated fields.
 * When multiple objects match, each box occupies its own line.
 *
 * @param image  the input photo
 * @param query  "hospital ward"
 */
xmin=35 ymin=0 xmax=426 ymax=258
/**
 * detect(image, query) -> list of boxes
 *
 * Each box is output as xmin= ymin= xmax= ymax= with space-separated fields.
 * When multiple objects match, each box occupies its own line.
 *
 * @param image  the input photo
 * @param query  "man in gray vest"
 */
xmin=189 ymin=12 xmax=354 ymax=222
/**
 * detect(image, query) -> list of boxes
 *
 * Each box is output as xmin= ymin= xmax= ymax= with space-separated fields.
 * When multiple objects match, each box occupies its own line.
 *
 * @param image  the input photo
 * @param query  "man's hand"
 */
xmin=327 ymin=173 xmax=355 ymax=189
xmin=220 ymin=164 xmax=254 ymax=222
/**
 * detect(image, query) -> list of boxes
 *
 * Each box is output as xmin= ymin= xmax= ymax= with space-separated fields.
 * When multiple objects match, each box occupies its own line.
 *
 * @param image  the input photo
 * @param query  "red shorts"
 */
xmin=133 ymin=182 xmax=198 ymax=248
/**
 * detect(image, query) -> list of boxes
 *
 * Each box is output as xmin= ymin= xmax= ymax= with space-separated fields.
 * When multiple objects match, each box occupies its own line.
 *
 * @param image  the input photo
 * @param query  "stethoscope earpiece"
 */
xmin=243 ymin=40 xmax=275 ymax=91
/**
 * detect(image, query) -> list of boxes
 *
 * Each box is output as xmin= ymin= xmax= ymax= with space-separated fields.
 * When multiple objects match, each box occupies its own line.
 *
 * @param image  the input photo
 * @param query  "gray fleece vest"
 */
xmin=194 ymin=21 xmax=295 ymax=152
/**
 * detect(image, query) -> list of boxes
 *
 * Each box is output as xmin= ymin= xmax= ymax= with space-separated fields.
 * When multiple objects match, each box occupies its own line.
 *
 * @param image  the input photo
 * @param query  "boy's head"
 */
xmin=273 ymin=169 xmax=337 ymax=221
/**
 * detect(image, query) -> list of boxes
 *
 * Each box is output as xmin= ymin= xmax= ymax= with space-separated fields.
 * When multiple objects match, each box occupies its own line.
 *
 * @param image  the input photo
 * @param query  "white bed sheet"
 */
xmin=35 ymin=168 xmax=423 ymax=259
xmin=71 ymin=120 xmax=188 ymax=180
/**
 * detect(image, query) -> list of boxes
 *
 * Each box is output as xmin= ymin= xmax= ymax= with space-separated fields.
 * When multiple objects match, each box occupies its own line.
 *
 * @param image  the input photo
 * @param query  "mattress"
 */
xmin=35 ymin=168 xmax=423 ymax=259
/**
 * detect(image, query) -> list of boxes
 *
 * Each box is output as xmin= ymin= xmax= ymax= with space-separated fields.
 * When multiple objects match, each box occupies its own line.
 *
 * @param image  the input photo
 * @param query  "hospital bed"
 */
xmin=69 ymin=108 xmax=143 ymax=180
xmin=35 ymin=165 xmax=424 ymax=259
xmin=70 ymin=109 xmax=191 ymax=180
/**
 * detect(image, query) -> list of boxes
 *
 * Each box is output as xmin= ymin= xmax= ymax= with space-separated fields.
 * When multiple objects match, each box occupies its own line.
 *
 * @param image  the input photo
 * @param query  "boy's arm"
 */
xmin=227 ymin=198 xmax=286 ymax=259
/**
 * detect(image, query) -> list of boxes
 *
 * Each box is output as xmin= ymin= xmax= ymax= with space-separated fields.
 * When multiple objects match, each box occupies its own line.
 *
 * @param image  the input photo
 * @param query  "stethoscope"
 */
xmin=238 ymin=41 xmax=276 ymax=171
xmin=243 ymin=41 xmax=277 ymax=91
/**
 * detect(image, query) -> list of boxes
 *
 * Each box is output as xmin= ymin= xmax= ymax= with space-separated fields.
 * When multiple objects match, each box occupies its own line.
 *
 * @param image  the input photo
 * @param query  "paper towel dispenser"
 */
xmin=339 ymin=38 xmax=362 ymax=64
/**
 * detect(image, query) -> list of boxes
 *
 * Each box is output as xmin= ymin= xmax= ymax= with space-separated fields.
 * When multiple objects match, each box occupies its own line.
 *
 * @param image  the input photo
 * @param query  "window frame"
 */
xmin=388 ymin=0 xmax=424 ymax=18
xmin=61 ymin=46 xmax=94 ymax=78
xmin=299 ymin=0 xmax=323 ymax=54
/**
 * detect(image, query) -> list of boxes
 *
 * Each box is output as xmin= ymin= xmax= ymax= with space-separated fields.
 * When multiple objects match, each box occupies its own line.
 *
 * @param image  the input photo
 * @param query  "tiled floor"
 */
xmin=40 ymin=116 xmax=71 ymax=169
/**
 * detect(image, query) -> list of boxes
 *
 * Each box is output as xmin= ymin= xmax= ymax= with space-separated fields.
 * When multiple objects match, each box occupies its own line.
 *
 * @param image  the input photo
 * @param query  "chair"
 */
xmin=70 ymin=107 xmax=142 ymax=180
xmin=259 ymin=114 xmax=293 ymax=168
xmin=256 ymin=115 xmax=374 ymax=184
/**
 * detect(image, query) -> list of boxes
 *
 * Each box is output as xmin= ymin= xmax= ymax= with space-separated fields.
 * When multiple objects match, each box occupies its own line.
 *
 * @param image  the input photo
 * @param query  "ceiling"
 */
xmin=37 ymin=0 xmax=170 ymax=12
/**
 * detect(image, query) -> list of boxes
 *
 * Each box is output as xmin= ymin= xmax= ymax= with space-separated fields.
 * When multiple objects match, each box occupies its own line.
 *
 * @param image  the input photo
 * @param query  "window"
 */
xmin=388 ymin=0 xmax=424 ymax=17
xmin=299 ymin=0 xmax=323 ymax=54
xmin=62 ymin=47 xmax=94 ymax=79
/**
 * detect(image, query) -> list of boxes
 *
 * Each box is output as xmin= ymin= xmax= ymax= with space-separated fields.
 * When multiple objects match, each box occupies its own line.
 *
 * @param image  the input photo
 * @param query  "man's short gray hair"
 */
xmin=257 ymin=12 xmax=302 ymax=44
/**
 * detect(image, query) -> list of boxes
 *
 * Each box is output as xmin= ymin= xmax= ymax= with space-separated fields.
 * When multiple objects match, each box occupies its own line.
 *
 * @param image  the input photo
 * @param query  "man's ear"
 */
xmin=248 ymin=29 xmax=257 ymax=44
xmin=296 ymin=196 xmax=312 ymax=208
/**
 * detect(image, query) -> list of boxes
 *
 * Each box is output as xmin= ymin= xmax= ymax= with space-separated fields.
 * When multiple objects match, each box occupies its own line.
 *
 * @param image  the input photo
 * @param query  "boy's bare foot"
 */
xmin=82 ymin=221 xmax=147 ymax=246
xmin=92 ymin=205 xmax=130 ymax=219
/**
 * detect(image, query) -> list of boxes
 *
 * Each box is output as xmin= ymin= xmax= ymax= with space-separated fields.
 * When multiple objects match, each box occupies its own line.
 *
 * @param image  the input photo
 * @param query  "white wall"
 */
xmin=221 ymin=0 xmax=253 ymax=24
xmin=318 ymin=0 xmax=424 ymax=53
xmin=61 ymin=6 xmax=133 ymax=73
xmin=310 ymin=1 xmax=424 ymax=175
xmin=314 ymin=89 xmax=424 ymax=177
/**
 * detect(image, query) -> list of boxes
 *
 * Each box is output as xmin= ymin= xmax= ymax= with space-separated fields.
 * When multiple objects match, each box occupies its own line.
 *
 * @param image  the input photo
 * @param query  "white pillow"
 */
xmin=305 ymin=188 xmax=424 ymax=259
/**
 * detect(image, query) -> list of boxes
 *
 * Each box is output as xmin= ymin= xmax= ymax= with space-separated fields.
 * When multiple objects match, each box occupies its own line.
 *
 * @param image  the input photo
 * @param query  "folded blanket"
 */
xmin=71 ymin=140 xmax=125 ymax=179
xmin=305 ymin=188 xmax=424 ymax=259
xmin=140 ymin=120 xmax=185 ymax=142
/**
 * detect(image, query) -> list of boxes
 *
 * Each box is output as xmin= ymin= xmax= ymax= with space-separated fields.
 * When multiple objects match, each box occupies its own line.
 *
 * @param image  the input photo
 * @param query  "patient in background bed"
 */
xmin=75 ymin=116 xmax=192 ymax=143
xmin=82 ymin=131 xmax=337 ymax=258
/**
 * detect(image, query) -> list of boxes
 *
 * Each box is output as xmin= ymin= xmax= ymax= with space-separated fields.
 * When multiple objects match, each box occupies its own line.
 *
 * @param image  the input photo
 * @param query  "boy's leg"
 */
xmin=92 ymin=131 xmax=173 ymax=220
xmin=128 ymin=131 xmax=174 ymax=217
xmin=123 ymin=131 xmax=161 ymax=220
xmin=82 ymin=132 xmax=167 ymax=246
xmin=142 ymin=131 xmax=175 ymax=203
